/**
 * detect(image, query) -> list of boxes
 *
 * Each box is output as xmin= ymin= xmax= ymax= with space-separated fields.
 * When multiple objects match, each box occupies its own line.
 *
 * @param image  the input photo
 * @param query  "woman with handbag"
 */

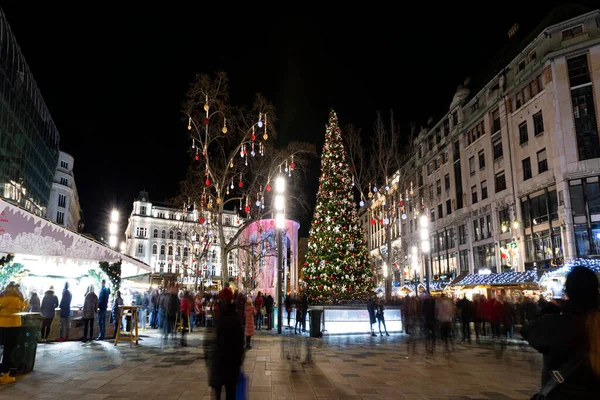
xmin=521 ymin=266 xmax=600 ymax=399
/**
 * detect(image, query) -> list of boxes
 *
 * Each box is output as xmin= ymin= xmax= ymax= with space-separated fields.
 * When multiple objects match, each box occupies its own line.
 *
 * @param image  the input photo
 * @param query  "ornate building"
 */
xmin=124 ymin=191 xmax=241 ymax=290
xmin=46 ymin=151 xmax=81 ymax=232
xmin=364 ymin=6 xmax=600 ymax=283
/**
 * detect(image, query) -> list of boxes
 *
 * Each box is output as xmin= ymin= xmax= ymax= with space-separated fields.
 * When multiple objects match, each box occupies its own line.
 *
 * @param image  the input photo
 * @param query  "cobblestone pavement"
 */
xmin=0 ymin=328 xmax=542 ymax=400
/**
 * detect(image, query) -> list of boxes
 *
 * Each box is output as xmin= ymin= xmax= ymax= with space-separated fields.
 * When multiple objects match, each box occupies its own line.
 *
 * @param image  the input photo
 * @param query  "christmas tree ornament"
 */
xmin=187 ymin=117 xmax=192 ymax=130
xmin=222 ymin=117 xmax=227 ymax=134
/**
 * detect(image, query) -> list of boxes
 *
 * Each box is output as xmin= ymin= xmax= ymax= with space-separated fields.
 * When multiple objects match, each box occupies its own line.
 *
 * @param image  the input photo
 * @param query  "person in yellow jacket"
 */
xmin=0 ymin=281 xmax=25 ymax=385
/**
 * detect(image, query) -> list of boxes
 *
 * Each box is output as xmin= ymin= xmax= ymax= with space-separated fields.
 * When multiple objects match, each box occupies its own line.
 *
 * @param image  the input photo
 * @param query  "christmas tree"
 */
xmin=303 ymin=110 xmax=374 ymax=304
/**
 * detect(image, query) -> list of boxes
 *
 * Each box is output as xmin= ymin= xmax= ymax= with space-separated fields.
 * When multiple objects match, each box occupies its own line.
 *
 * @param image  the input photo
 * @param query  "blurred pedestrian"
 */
xmin=29 ymin=292 xmax=41 ymax=313
xmin=58 ymin=282 xmax=72 ymax=342
xmin=0 ymin=282 xmax=24 ymax=384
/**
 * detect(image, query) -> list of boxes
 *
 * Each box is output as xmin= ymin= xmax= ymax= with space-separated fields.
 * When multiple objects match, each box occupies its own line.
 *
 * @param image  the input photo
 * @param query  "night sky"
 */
xmin=2 ymin=1 xmax=597 ymax=238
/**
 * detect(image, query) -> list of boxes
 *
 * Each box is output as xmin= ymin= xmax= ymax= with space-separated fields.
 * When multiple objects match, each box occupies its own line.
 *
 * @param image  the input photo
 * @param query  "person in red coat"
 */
xmin=179 ymin=291 xmax=192 ymax=346
xmin=245 ymin=298 xmax=256 ymax=349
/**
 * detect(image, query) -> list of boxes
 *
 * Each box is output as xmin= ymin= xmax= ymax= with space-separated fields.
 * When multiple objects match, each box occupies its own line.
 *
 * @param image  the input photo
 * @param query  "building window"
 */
xmin=519 ymin=122 xmax=528 ymax=145
xmin=446 ymin=199 xmax=452 ymax=215
xmin=184 ymin=247 xmax=188 ymax=257
xmin=481 ymin=181 xmax=488 ymax=200
xmin=478 ymin=150 xmax=485 ymax=169
xmin=58 ymin=194 xmax=66 ymax=208
xmin=473 ymin=220 xmax=479 ymax=241
xmin=176 ymin=246 xmax=181 ymax=256
xmin=60 ymin=160 xmax=69 ymax=169
xmin=469 ymin=156 xmax=475 ymax=175
xmin=160 ymin=245 xmax=165 ymax=255
xmin=152 ymin=244 xmax=157 ymax=255
xmin=522 ymin=190 xmax=558 ymax=228
xmin=493 ymin=140 xmax=503 ymax=160
xmin=175 ymin=264 xmax=180 ymax=275
xmin=518 ymin=59 xmax=526 ymax=72
xmin=140 ymin=205 xmax=146 ymax=215
xmin=495 ymin=172 xmax=506 ymax=193
xmin=153 ymin=229 xmax=158 ymax=238
xmin=529 ymin=50 xmax=537 ymax=62
xmin=444 ymin=174 xmax=450 ymax=190
xmin=168 ymin=246 xmax=173 ymax=256
xmin=491 ymin=108 xmax=501 ymax=133
xmin=537 ymin=148 xmax=548 ymax=173
xmin=471 ymin=185 xmax=478 ymax=204
xmin=56 ymin=211 xmax=64 ymax=225
xmin=436 ymin=179 xmax=441 ymax=195
xmin=136 ymin=227 xmax=147 ymax=238
xmin=60 ymin=177 xmax=68 ymax=186
xmin=169 ymin=230 xmax=174 ymax=240
xmin=498 ymin=208 xmax=510 ymax=226
xmin=533 ymin=111 xmax=544 ymax=135
xmin=567 ymin=54 xmax=591 ymax=87
xmin=562 ymin=24 xmax=584 ymax=41
xmin=430 ymin=208 xmax=435 ymax=222
xmin=177 ymin=231 xmax=182 ymax=241
xmin=523 ymin=157 xmax=532 ymax=180
xmin=458 ymin=225 xmax=467 ymax=245
xmin=161 ymin=230 xmax=166 ymax=239
xmin=158 ymin=212 xmax=165 ymax=219
xmin=137 ymin=244 xmax=143 ymax=255
xmin=168 ymin=264 xmax=172 ymax=274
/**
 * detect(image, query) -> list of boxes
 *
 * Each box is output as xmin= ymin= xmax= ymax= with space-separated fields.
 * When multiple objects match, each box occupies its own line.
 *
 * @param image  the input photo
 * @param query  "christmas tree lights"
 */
xmin=303 ymin=110 xmax=374 ymax=304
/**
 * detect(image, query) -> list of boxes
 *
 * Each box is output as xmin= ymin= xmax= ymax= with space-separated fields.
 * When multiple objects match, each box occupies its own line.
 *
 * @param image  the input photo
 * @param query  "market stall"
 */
xmin=445 ymin=270 xmax=542 ymax=300
xmin=538 ymin=258 xmax=600 ymax=299
xmin=0 ymin=198 xmax=151 ymax=307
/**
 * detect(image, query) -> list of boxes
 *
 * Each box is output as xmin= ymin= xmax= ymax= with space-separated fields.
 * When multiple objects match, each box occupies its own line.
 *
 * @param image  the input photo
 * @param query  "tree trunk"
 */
xmin=220 ymin=245 xmax=228 ymax=286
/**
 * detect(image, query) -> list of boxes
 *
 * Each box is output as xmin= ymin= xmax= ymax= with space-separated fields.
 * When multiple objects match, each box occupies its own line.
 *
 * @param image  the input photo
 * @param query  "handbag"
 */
xmin=531 ymin=353 xmax=587 ymax=399
xmin=236 ymin=372 xmax=247 ymax=400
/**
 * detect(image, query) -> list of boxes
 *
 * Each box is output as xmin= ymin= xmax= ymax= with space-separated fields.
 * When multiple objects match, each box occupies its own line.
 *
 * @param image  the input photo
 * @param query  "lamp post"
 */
xmin=274 ymin=176 xmax=286 ymax=334
xmin=419 ymin=215 xmax=431 ymax=294
xmin=108 ymin=209 xmax=119 ymax=249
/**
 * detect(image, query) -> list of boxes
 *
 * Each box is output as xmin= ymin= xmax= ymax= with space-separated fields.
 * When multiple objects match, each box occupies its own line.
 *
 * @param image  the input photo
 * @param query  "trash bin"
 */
xmin=11 ymin=313 xmax=42 ymax=373
xmin=308 ymin=309 xmax=323 ymax=338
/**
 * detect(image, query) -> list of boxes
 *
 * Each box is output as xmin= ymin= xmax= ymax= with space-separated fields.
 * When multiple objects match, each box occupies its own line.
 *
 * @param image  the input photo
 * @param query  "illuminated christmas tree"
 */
xmin=303 ymin=110 xmax=374 ymax=304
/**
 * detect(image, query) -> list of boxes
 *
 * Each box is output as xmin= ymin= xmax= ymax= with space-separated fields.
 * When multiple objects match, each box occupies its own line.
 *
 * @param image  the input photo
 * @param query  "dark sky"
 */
xmin=2 ymin=1 xmax=597 ymax=238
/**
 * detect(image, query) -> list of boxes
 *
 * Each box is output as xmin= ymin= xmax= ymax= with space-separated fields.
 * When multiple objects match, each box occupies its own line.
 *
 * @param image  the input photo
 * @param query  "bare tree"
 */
xmin=177 ymin=71 xmax=315 ymax=285
xmin=343 ymin=111 xmax=403 ymax=299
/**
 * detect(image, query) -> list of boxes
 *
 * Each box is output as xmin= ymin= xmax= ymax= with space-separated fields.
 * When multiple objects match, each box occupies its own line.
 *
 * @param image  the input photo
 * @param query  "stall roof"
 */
xmin=0 ymin=198 xmax=151 ymax=276
xmin=447 ymin=270 xmax=542 ymax=288
xmin=401 ymin=281 xmax=449 ymax=292
xmin=543 ymin=258 xmax=600 ymax=277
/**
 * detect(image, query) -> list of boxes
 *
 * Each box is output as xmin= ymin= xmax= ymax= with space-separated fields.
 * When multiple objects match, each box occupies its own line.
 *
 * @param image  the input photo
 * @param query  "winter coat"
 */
xmin=180 ymin=297 xmax=191 ymax=318
xmin=59 ymin=289 xmax=72 ymax=318
xmin=245 ymin=303 xmax=256 ymax=336
xmin=141 ymin=294 xmax=150 ymax=311
xmin=367 ymin=300 xmax=376 ymax=324
xmin=265 ymin=295 xmax=274 ymax=313
xmin=29 ymin=293 xmax=41 ymax=313
xmin=40 ymin=290 xmax=59 ymax=319
xmin=521 ymin=301 xmax=600 ymax=399
xmin=254 ymin=295 xmax=264 ymax=312
xmin=167 ymin=294 xmax=180 ymax=317
xmin=208 ymin=303 xmax=244 ymax=388
xmin=0 ymin=286 xmax=25 ymax=327
xmin=376 ymin=304 xmax=385 ymax=320
xmin=112 ymin=296 xmax=124 ymax=319
xmin=98 ymin=286 xmax=110 ymax=311
xmin=83 ymin=292 xmax=98 ymax=319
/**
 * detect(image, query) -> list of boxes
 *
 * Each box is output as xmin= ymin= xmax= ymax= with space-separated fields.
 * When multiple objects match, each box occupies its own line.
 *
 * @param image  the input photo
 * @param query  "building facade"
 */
xmin=124 ymin=191 xmax=241 ymax=290
xmin=0 ymin=9 xmax=60 ymax=215
xmin=364 ymin=7 xmax=600 ymax=282
xmin=46 ymin=151 xmax=81 ymax=231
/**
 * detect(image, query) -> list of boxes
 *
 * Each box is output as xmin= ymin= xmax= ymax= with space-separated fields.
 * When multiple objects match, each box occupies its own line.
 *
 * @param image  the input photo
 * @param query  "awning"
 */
xmin=446 ymin=270 xmax=542 ymax=289
xmin=0 ymin=198 xmax=151 ymax=277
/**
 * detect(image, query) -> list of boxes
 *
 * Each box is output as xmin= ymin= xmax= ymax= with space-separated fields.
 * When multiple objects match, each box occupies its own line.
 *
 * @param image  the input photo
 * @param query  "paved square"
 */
xmin=0 ymin=329 xmax=542 ymax=399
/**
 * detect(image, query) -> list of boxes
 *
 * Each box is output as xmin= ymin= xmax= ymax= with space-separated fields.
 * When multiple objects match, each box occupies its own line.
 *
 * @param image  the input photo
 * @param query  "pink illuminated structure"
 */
xmin=238 ymin=219 xmax=300 ymax=296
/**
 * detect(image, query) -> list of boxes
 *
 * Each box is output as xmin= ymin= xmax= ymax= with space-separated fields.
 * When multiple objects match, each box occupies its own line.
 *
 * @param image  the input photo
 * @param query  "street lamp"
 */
xmin=108 ymin=209 xmax=119 ymax=249
xmin=274 ymin=176 xmax=286 ymax=334
xmin=419 ymin=214 xmax=431 ymax=294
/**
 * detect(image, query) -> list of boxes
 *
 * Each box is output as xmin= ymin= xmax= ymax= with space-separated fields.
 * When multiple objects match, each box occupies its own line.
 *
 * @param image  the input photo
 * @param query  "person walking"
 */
xmin=284 ymin=295 xmax=293 ymax=328
xmin=179 ymin=290 xmax=191 ymax=346
xmin=0 ymin=282 xmax=25 ymax=385
xmin=207 ymin=292 xmax=244 ymax=399
xmin=96 ymin=279 xmax=110 ymax=340
xmin=140 ymin=291 xmax=149 ymax=331
xmin=40 ymin=286 xmax=58 ymax=341
xmin=82 ymin=286 xmax=98 ymax=342
xmin=58 ymin=282 xmax=72 ymax=342
xmin=245 ymin=297 xmax=256 ymax=349
xmin=522 ymin=266 xmax=600 ymax=398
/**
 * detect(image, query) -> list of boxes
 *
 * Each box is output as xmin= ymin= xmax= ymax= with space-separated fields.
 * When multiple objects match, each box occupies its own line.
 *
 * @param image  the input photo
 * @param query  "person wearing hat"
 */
xmin=0 ymin=282 xmax=25 ymax=384
xmin=40 ymin=285 xmax=59 ymax=341
xmin=522 ymin=266 xmax=600 ymax=398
